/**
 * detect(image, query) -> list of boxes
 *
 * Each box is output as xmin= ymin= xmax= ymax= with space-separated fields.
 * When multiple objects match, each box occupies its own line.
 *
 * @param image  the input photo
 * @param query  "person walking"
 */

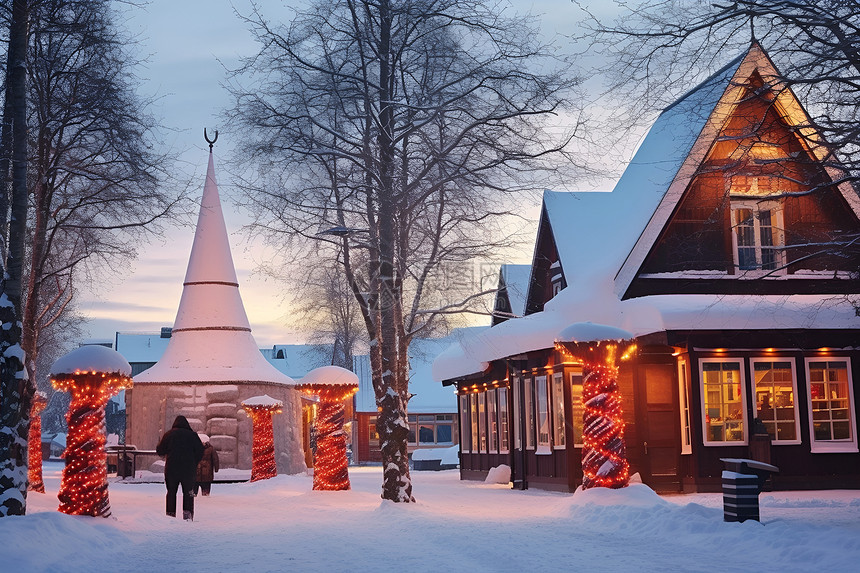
xmin=156 ymin=415 xmax=204 ymax=520
xmin=195 ymin=434 xmax=219 ymax=496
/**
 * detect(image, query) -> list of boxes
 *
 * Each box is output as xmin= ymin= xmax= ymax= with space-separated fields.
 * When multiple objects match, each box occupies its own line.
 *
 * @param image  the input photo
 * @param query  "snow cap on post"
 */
xmin=50 ymin=345 xmax=132 ymax=378
xmin=555 ymin=322 xmax=635 ymax=368
xmin=241 ymin=394 xmax=284 ymax=410
xmin=556 ymin=322 xmax=633 ymax=344
xmin=297 ymin=366 xmax=359 ymax=401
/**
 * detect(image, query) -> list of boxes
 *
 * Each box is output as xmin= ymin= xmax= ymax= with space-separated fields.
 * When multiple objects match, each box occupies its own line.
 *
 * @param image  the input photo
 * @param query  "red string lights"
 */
xmin=51 ymin=371 xmax=132 ymax=516
xmin=242 ymin=396 xmax=283 ymax=482
xmin=27 ymin=392 xmax=48 ymax=493
xmin=556 ymin=322 xmax=634 ymax=490
xmin=296 ymin=366 xmax=359 ymax=491
xmin=50 ymin=346 xmax=132 ymax=518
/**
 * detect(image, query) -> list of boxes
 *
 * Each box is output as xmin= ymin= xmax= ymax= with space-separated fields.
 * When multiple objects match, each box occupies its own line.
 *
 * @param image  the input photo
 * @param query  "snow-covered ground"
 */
xmin=4 ymin=461 xmax=860 ymax=572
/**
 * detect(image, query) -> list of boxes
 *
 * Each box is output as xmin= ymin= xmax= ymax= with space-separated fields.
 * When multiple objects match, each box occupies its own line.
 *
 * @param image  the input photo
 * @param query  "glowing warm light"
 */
xmin=295 ymin=383 xmax=358 ymax=491
xmin=28 ymin=392 xmax=48 ymax=493
xmin=818 ymin=347 xmax=830 ymax=352
xmin=51 ymin=371 xmax=132 ymax=517
xmin=765 ymin=348 xmax=775 ymax=352
xmin=555 ymin=337 xmax=632 ymax=490
xmin=241 ymin=399 xmax=284 ymax=482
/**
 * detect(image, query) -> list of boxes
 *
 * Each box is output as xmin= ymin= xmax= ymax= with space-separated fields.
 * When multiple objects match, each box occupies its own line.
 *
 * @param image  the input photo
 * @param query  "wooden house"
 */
xmin=433 ymin=43 xmax=860 ymax=493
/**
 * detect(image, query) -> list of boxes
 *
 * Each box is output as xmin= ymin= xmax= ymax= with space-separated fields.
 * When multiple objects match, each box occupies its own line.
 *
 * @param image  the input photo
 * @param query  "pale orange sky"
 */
xmin=78 ymin=0 xmax=608 ymax=346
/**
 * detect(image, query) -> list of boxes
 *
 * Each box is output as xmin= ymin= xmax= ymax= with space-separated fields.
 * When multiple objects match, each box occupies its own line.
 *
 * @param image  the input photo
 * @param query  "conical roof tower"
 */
xmin=135 ymin=151 xmax=294 ymax=386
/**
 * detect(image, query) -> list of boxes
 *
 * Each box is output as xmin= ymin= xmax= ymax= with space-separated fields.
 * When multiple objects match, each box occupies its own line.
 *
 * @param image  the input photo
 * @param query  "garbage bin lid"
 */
xmin=720 ymin=457 xmax=779 ymax=473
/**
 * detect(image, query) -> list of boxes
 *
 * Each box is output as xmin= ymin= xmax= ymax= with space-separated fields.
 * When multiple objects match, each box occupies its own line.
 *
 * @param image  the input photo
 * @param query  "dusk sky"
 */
xmin=77 ymin=0 xmax=608 ymax=346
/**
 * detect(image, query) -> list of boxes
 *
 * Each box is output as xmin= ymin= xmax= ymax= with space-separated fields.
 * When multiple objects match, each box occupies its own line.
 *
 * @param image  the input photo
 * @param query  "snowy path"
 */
xmin=4 ymin=462 xmax=860 ymax=572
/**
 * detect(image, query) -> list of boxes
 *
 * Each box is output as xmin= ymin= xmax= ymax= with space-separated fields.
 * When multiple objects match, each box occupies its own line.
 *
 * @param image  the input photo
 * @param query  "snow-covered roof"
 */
xmin=264 ymin=345 xmax=329 ymax=379
xmin=114 ymin=332 xmax=171 ymax=363
xmin=50 ymin=344 xmax=132 ymax=377
xmin=356 ymin=327 xmax=487 ymax=413
xmin=432 ymin=44 xmax=860 ymax=382
xmin=557 ymin=322 xmax=633 ymax=344
xmin=135 ymin=153 xmax=294 ymax=386
xmin=500 ymin=264 xmax=531 ymax=317
xmin=241 ymin=394 xmax=284 ymax=408
xmin=298 ymin=365 xmax=359 ymax=387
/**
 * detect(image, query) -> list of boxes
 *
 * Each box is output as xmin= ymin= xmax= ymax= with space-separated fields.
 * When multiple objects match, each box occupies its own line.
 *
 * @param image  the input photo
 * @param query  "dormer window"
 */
xmin=730 ymin=200 xmax=785 ymax=273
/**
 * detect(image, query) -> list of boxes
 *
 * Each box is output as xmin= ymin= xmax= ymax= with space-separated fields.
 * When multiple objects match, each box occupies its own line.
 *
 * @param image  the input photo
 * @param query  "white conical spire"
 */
xmin=135 ymin=151 xmax=293 ymax=385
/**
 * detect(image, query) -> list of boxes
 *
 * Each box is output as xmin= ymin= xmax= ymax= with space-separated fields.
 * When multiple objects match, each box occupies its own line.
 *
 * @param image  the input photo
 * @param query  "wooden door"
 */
xmin=639 ymin=363 xmax=682 ymax=492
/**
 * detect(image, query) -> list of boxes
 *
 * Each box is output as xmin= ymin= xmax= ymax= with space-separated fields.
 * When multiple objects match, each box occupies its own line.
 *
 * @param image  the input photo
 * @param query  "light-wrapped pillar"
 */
xmin=27 ymin=392 xmax=48 ymax=493
xmin=242 ymin=395 xmax=283 ymax=482
xmin=50 ymin=346 xmax=132 ymax=517
xmin=556 ymin=322 xmax=635 ymax=490
xmin=297 ymin=366 xmax=359 ymax=491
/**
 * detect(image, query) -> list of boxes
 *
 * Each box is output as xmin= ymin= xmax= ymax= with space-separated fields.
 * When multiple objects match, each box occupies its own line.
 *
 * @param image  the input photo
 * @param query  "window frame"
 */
xmin=677 ymin=358 xmax=692 ymax=455
xmin=524 ymin=377 xmax=535 ymax=450
xmin=570 ymin=371 xmax=584 ymax=448
xmin=498 ymin=387 xmax=510 ymax=454
xmin=459 ymin=394 xmax=470 ymax=453
xmin=487 ymin=388 xmax=498 ymax=453
xmin=729 ymin=199 xmax=786 ymax=275
xmin=551 ymin=372 xmax=566 ymax=449
xmin=804 ymin=358 xmax=858 ymax=454
xmin=512 ymin=377 xmax=522 ymax=450
xmin=699 ymin=357 xmax=748 ymax=446
xmin=469 ymin=392 xmax=479 ymax=453
xmin=535 ymin=375 xmax=551 ymax=454
xmin=749 ymin=357 xmax=801 ymax=446
xmin=477 ymin=391 xmax=487 ymax=453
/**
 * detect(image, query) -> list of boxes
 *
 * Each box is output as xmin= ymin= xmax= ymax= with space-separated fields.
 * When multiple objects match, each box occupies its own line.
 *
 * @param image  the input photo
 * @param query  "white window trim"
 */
xmin=459 ymin=394 xmax=470 ymax=454
xmin=552 ymin=372 xmax=566 ymax=450
xmin=677 ymin=359 xmax=692 ymax=455
xmin=729 ymin=199 xmax=786 ymax=276
xmin=524 ymin=377 xmax=535 ymax=450
xmin=498 ymin=387 xmax=510 ymax=454
xmin=512 ymin=377 xmax=522 ymax=450
xmin=804 ymin=357 xmax=858 ymax=454
xmin=535 ymin=375 xmax=551 ymax=453
xmin=699 ymin=357 xmax=749 ymax=447
xmin=750 ymin=357 xmax=802 ymax=446
xmin=487 ymin=388 xmax=498 ymax=454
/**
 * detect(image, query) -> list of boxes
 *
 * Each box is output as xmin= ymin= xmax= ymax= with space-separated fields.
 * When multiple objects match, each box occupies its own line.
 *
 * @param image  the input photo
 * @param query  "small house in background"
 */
xmin=492 ymin=264 xmax=530 ymax=326
xmin=354 ymin=328 xmax=486 ymax=464
xmin=434 ymin=42 xmax=860 ymax=493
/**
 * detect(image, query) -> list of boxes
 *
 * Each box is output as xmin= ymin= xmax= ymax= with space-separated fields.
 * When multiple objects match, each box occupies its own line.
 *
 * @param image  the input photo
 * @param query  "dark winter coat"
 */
xmin=196 ymin=443 xmax=220 ymax=483
xmin=156 ymin=416 xmax=204 ymax=482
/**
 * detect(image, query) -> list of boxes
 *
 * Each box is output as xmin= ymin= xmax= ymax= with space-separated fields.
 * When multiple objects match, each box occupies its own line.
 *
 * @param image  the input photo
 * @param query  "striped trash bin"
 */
xmin=720 ymin=458 xmax=779 ymax=523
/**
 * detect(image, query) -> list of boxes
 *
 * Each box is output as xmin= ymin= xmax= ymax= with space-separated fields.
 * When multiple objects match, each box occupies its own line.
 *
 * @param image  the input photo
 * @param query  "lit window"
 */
xmin=469 ymin=393 xmax=479 ymax=452
xmin=552 ymin=373 xmax=565 ymax=448
xmin=478 ymin=392 xmax=487 ymax=452
xmin=459 ymin=394 xmax=470 ymax=453
xmin=512 ymin=378 xmax=522 ymax=450
xmin=751 ymin=359 xmax=800 ymax=444
xmin=487 ymin=389 xmax=498 ymax=452
xmin=700 ymin=359 xmax=746 ymax=445
xmin=806 ymin=359 xmax=858 ymax=453
xmin=570 ymin=372 xmax=584 ymax=447
xmin=498 ymin=387 xmax=509 ymax=453
xmin=535 ymin=375 xmax=550 ymax=453
xmin=524 ymin=378 xmax=535 ymax=450
xmin=678 ymin=360 xmax=692 ymax=454
xmin=369 ymin=416 xmax=379 ymax=447
xmin=731 ymin=201 xmax=785 ymax=273
xmin=418 ymin=414 xmax=435 ymax=444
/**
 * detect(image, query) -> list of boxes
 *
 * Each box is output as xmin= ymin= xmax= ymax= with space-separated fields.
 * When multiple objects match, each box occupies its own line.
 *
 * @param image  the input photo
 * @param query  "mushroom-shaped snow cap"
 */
xmin=50 ymin=345 xmax=132 ymax=378
xmin=241 ymin=394 xmax=284 ymax=409
xmin=556 ymin=322 xmax=633 ymax=344
xmin=298 ymin=365 xmax=359 ymax=387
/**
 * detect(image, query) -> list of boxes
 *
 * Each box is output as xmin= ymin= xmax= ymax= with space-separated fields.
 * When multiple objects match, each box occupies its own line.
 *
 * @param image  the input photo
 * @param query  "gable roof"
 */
xmin=499 ymin=264 xmax=530 ymax=317
xmin=614 ymin=42 xmax=860 ymax=298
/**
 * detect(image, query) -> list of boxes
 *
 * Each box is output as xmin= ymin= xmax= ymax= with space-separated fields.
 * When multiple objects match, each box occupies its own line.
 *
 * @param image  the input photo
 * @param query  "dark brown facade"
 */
xmin=448 ymin=44 xmax=860 ymax=494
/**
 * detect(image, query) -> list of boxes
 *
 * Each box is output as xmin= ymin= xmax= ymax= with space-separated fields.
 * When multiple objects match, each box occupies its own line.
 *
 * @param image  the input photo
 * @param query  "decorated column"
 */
xmin=297 ymin=366 xmax=359 ymax=491
xmin=27 ymin=391 xmax=48 ymax=493
xmin=241 ymin=395 xmax=283 ymax=482
xmin=556 ymin=322 xmax=634 ymax=490
xmin=50 ymin=346 xmax=132 ymax=517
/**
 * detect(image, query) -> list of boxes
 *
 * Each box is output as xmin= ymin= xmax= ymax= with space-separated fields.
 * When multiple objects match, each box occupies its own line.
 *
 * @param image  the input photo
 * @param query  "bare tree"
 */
xmin=228 ymin=0 xmax=583 ymax=501
xmin=577 ymin=0 xmax=860 ymax=277
xmin=20 ymin=0 xmax=180 ymax=392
